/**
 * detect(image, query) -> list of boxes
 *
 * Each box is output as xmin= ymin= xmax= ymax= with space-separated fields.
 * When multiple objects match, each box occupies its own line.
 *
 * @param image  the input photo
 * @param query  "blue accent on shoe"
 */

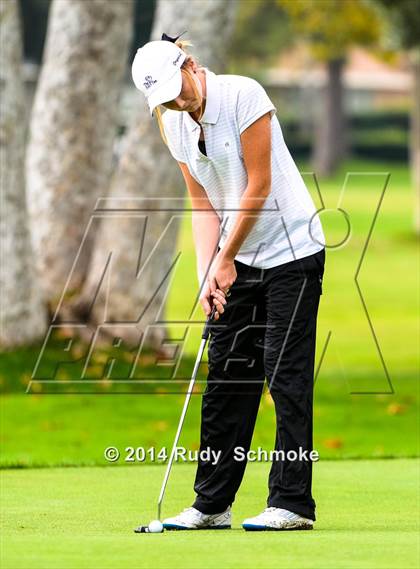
xmin=242 ymin=523 xmax=267 ymax=531
xmin=162 ymin=523 xmax=189 ymax=530
xmin=242 ymin=523 xmax=313 ymax=532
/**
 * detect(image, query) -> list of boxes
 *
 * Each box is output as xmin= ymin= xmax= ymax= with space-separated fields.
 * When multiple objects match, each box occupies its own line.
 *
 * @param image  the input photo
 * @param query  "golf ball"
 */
xmin=148 ymin=520 xmax=164 ymax=533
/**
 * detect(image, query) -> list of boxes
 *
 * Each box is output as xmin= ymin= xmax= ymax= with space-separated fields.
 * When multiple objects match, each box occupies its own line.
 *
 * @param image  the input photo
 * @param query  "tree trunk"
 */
xmin=410 ymin=49 xmax=420 ymax=235
xmin=0 ymin=0 xmax=47 ymax=348
xmin=70 ymin=0 xmax=238 ymax=348
xmin=26 ymin=0 xmax=133 ymax=304
xmin=312 ymin=57 xmax=347 ymax=177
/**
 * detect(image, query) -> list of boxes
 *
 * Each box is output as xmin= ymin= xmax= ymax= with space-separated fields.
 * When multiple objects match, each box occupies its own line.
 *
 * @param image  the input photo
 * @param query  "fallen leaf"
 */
xmin=323 ymin=438 xmax=343 ymax=449
xmin=153 ymin=421 xmax=169 ymax=432
xmin=386 ymin=403 xmax=407 ymax=415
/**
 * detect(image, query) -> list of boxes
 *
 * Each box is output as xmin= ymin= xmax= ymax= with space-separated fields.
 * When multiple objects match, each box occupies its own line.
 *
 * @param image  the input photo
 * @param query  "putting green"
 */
xmin=1 ymin=459 xmax=418 ymax=568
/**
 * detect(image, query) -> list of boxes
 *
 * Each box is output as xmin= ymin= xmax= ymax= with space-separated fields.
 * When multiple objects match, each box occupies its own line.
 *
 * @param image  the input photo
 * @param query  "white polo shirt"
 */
xmin=162 ymin=68 xmax=325 ymax=268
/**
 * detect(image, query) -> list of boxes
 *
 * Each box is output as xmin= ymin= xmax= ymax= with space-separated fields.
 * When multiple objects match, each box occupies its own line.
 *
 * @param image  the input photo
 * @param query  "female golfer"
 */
xmin=132 ymin=33 xmax=325 ymax=531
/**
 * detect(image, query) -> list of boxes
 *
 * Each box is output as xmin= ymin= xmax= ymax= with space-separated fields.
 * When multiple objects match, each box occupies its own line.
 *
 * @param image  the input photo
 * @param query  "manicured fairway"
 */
xmin=1 ymin=459 xmax=419 ymax=569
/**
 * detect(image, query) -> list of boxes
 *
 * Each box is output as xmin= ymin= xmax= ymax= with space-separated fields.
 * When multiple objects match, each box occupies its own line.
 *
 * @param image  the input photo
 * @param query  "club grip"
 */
xmin=202 ymin=304 xmax=217 ymax=340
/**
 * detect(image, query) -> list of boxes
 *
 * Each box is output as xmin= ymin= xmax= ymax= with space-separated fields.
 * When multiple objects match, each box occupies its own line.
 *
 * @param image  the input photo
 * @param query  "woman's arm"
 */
xmin=207 ymin=112 xmax=272 ymax=293
xmin=177 ymin=161 xmax=226 ymax=319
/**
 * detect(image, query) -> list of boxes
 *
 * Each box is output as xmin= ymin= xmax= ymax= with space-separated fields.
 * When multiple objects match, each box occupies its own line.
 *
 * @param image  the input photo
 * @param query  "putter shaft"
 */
xmin=157 ymin=307 xmax=216 ymax=521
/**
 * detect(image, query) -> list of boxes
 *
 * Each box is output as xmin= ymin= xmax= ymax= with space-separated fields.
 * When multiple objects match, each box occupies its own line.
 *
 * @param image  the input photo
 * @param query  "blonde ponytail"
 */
xmin=175 ymin=38 xmax=194 ymax=53
xmin=154 ymin=105 xmax=168 ymax=146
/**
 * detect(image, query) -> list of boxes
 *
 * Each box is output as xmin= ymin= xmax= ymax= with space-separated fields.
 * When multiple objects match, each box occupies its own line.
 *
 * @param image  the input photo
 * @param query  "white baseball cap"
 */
xmin=131 ymin=40 xmax=187 ymax=117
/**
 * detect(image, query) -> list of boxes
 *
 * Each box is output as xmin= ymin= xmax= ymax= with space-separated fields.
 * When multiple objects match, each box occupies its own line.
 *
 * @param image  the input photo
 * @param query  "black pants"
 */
xmin=191 ymin=248 xmax=325 ymax=521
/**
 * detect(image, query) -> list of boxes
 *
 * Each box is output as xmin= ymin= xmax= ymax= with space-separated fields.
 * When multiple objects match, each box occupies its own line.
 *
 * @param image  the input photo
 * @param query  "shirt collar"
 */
xmin=184 ymin=68 xmax=220 ymax=131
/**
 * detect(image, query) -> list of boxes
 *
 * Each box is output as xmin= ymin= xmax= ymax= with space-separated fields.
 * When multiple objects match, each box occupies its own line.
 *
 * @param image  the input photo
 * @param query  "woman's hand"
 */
xmin=208 ymin=252 xmax=237 ymax=296
xmin=199 ymin=252 xmax=236 ymax=321
xmin=199 ymin=281 xmax=227 ymax=320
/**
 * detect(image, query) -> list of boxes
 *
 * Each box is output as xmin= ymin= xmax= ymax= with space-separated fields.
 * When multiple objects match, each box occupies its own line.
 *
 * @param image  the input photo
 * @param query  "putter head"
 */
xmin=134 ymin=525 xmax=150 ymax=533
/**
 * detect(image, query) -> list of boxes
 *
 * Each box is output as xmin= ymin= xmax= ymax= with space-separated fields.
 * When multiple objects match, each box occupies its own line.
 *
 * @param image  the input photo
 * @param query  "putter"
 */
xmin=134 ymin=304 xmax=217 ymax=534
xmin=157 ymin=304 xmax=217 ymax=521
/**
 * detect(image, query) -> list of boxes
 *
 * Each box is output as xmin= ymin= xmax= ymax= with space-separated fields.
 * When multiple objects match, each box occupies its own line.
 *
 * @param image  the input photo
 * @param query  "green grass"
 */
xmin=1 ymin=460 xmax=419 ymax=569
xmin=0 ymin=368 xmax=418 ymax=468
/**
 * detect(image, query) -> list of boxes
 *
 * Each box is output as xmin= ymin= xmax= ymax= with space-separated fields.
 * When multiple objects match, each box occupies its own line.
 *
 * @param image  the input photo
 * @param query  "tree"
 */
xmin=26 ymin=0 xmax=133 ymax=304
xmin=278 ymin=0 xmax=382 ymax=176
xmin=0 ymin=0 xmax=47 ymax=347
xmin=375 ymin=0 xmax=420 ymax=234
xmin=74 ymin=0 xmax=239 ymax=348
xmin=229 ymin=0 xmax=292 ymax=72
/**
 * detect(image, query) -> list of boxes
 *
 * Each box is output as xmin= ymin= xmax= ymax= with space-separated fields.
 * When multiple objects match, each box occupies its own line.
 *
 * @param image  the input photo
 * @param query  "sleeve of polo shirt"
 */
xmin=236 ymin=78 xmax=277 ymax=135
xmin=162 ymin=112 xmax=186 ymax=163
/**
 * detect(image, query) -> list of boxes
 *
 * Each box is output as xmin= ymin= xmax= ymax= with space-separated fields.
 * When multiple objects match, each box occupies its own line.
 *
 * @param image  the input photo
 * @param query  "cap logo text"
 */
xmin=173 ymin=53 xmax=182 ymax=65
xmin=143 ymin=75 xmax=157 ymax=89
